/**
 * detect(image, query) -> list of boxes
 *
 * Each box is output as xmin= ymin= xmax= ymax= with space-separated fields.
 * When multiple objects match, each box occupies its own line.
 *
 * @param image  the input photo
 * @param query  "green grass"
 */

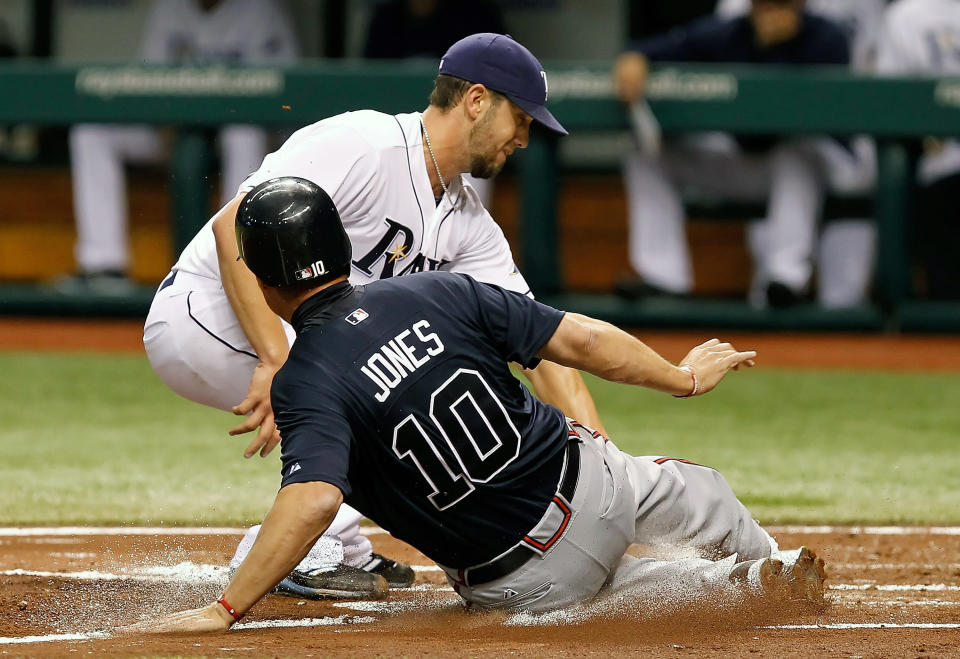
xmin=4 ymin=352 xmax=959 ymax=525
xmin=583 ymin=369 xmax=960 ymax=524
xmin=3 ymin=353 xmax=278 ymax=525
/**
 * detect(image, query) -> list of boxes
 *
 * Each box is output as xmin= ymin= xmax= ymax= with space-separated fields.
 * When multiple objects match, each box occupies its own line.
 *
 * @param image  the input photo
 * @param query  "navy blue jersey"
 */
xmin=272 ymin=272 xmax=569 ymax=568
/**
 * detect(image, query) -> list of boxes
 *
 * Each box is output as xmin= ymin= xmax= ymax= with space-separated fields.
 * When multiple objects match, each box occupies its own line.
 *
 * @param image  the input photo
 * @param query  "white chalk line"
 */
xmin=765 ymin=623 xmax=960 ymax=630
xmin=3 ymin=564 xmax=441 ymax=582
xmin=2 ymin=562 xmax=228 ymax=583
xmin=767 ymin=525 xmax=960 ymax=536
xmin=0 ymin=526 xmax=244 ymax=537
xmin=0 ymin=632 xmax=109 ymax=645
xmin=831 ymin=583 xmax=960 ymax=592
xmin=411 ymin=564 xmax=440 ymax=572
xmin=7 ymin=619 xmax=960 ymax=645
xmin=834 ymin=563 xmax=960 ymax=570
xmin=0 ymin=616 xmax=380 ymax=645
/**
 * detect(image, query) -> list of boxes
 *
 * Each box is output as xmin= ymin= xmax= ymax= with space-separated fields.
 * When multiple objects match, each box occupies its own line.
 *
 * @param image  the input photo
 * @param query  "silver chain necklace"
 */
xmin=420 ymin=114 xmax=448 ymax=198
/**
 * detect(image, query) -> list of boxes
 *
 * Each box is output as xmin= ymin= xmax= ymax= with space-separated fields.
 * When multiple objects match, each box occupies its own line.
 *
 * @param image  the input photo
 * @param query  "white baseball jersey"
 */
xmin=715 ymin=0 xmax=886 ymax=71
xmin=175 ymin=110 xmax=530 ymax=295
xmin=876 ymin=0 xmax=960 ymax=183
xmin=138 ymin=0 xmax=298 ymax=64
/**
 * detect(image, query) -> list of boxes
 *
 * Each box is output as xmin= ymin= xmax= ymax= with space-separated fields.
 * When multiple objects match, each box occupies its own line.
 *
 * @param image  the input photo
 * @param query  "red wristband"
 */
xmin=674 ymin=365 xmax=699 ymax=398
xmin=217 ymin=595 xmax=244 ymax=621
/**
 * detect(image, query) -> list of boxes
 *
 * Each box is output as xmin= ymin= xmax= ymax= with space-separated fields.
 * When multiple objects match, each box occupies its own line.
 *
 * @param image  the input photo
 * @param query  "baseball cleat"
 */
xmin=782 ymin=546 xmax=827 ymax=604
xmin=729 ymin=547 xmax=827 ymax=606
xmin=277 ymin=564 xmax=388 ymax=600
xmin=361 ymin=553 xmax=416 ymax=588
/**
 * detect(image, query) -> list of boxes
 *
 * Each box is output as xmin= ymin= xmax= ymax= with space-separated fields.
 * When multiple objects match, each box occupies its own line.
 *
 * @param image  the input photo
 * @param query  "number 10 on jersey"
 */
xmin=391 ymin=369 xmax=521 ymax=510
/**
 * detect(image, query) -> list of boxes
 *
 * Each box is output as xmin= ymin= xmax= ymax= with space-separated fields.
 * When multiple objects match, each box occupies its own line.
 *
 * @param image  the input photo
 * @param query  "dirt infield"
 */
xmin=1 ymin=527 xmax=958 ymax=656
xmin=3 ymin=317 xmax=960 ymax=371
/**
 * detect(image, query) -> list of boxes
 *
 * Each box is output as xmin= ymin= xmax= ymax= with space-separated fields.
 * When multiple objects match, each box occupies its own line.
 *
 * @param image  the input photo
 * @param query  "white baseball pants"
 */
xmin=69 ymin=123 xmax=267 ymax=273
xmin=624 ymin=132 xmax=874 ymax=307
xmin=143 ymin=270 xmax=372 ymax=566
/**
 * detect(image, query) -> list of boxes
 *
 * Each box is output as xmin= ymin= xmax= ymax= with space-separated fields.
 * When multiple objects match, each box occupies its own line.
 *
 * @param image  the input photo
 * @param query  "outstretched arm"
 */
xmin=538 ymin=313 xmax=755 ymax=397
xmin=520 ymin=362 xmax=609 ymax=436
xmin=213 ymin=195 xmax=290 ymax=457
xmin=121 ymin=481 xmax=341 ymax=633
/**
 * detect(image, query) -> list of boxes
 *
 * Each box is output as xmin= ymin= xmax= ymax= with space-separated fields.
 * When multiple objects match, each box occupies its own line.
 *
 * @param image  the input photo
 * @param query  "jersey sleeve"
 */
xmin=445 ymin=204 xmax=532 ymax=297
xmin=272 ymin=372 xmax=353 ymax=495
xmin=462 ymin=276 xmax=565 ymax=368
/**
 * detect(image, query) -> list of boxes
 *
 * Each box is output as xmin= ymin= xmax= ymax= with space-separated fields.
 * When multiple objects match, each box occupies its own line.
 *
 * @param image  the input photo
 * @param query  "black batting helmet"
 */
xmin=235 ymin=177 xmax=351 ymax=288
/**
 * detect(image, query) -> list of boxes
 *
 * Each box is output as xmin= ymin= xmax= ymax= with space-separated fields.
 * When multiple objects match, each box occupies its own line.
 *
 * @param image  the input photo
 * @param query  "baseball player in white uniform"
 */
xmin=716 ymin=0 xmax=885 ymax=308
xmin=144 ymin=33 xmax=607 ymax=597
xmin=66 ymin=0 xmax=297 ymax=289
xmin=876 ymin=0 xmax=960 ymax=299
xmin=615 ymin=1 xmax=852 ymax=309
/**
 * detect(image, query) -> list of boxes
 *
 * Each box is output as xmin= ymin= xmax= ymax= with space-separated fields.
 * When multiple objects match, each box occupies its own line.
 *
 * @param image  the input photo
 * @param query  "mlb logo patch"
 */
xmin=345 ymin=308 xmax=369 ymax=325
xmin=294 ymin=267 xmax=315 ymax=281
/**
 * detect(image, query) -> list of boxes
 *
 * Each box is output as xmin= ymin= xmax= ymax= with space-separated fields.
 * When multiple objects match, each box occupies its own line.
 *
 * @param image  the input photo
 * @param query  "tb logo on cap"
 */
xmin=541 ymin=71 xmax=548 ymax=102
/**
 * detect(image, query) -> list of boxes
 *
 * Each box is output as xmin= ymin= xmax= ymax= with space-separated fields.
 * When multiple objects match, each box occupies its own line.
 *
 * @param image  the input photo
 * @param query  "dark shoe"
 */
xmin=765 ymin=281 xmax=801 ymax=309
xmin=276 ymin=564 xmax=388 ymax=600
xmin=362 ymin=553 xmax=415 ymax=588
xmin=614 ymin=274 xmax=688 ymax=301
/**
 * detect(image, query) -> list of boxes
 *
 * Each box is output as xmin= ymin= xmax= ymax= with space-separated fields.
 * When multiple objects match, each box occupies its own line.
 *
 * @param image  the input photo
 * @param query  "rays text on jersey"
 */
xmin=353 ymin=218 xmax=450 ymax=279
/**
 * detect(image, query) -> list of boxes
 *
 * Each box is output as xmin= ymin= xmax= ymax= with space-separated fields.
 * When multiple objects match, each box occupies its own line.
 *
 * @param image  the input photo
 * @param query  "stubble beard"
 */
xmin=467 ymin=107 xmax=506 ymax=179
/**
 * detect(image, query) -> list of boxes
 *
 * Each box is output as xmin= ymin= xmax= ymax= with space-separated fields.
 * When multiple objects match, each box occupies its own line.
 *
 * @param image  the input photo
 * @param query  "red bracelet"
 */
xmin=674 ymin=365 xmax=699 ymax=398
xmin=217 ymin=595 xmax=244 ymax=622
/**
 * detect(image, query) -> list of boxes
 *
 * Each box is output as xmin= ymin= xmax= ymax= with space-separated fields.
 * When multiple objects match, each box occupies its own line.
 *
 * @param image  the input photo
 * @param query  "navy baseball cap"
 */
xmin=438 ymin=33 xmax=568 ymax=136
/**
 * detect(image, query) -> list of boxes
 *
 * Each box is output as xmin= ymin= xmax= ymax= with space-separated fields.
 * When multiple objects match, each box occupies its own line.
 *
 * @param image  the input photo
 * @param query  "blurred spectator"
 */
xmin=613 ymin=0 xmax=850 ymax=308
xmin=876 ymin=0 xmax=960 ymax=300
xmin=60 ymin=0 xmax=298 ymax=294
xmin=364 ymin=0 xmax=506 ymax=209
xmin=716 ymin=0 xmax=886 ymax=309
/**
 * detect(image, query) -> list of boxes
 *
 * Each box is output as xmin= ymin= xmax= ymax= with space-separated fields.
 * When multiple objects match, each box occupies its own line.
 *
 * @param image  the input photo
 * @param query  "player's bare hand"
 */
xmin=117 ymin=602 xmax=233 ymax=634
xmin=245 ymin=426 xmax=281 ymax=459
xmin=230 ymin=362 xmax=281 ymax=458
xmin=613 ymin=51 xmax=649 ymax=104
xmin=678 ymin=338 xmax=757 ymax=396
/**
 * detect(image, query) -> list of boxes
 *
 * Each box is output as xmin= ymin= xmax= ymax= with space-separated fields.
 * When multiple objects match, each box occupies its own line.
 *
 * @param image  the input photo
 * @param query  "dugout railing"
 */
xmin=0 ymin=61 xmax=957 ymax=330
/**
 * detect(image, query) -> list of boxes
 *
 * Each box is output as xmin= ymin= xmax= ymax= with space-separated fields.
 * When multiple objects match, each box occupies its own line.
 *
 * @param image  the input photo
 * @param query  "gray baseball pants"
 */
xmin=443 ymin=422 xmax=777 ymax=613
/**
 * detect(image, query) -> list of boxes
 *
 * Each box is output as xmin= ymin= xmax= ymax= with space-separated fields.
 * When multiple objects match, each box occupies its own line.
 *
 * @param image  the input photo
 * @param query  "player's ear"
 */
xmin=463 ymin=84 xmax=487 ymax=121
